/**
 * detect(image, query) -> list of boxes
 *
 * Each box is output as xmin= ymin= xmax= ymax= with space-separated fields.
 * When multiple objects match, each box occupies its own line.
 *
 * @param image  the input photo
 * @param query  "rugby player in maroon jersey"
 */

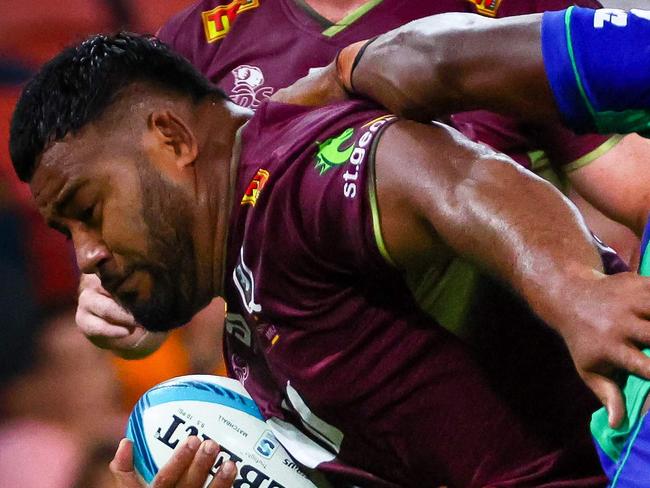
xmin=74 ymin=1 xmax=650 ymax=477
xmin=11 ymin=17 xmax=650 ymax=485
xmin=77 ymin=0 xmax=650 ymax=375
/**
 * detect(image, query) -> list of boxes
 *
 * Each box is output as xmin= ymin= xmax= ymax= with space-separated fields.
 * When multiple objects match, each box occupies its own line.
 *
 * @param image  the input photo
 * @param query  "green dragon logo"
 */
xmin=313 ymin=127 xmax=355 ymax=175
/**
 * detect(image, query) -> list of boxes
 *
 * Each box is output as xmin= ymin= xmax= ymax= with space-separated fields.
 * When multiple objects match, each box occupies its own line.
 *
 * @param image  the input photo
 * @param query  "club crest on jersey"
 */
xmin=313 ymin=127 xmax=356 ymax=175
xmin=241 ymin=169 xmax=270 ymax=206
xmin=202 ymin=0 xmax=260 ymax=43
xmin=230 ymin=65 xmax=275 ymax=109
xmin=467 ymin=0 xmax=502 ymax=17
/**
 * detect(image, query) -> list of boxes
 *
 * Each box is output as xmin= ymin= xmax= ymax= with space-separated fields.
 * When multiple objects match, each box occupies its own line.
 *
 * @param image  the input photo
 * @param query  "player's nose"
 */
xmin=71 ymin=225 xmax=111 ymax=274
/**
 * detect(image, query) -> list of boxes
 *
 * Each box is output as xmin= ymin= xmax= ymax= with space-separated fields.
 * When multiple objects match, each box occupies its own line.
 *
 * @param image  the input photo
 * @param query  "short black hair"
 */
xmin=10 ymin=32 xmax=225 ymax=182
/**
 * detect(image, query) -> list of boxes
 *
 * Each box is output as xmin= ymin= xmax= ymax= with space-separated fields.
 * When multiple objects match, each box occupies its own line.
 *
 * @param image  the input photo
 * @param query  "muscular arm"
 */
xmin=374 ymin=120 xmax=650 ymax=426
xmin=278 ymin=8 xmax=650 ymax=135
xmin=375 ymin=120 xmax=599 ymax=311
xmin=351 ymin=13 xmax=557 ymax=123
xmin=274 ymin=13 xmax=557 ymax=121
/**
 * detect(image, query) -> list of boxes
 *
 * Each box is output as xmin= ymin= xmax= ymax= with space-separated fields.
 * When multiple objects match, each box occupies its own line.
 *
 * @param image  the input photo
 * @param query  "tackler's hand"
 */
xmin=272 ymin=61 xmax=349 ymax=107
xmin=273 ymin=40 xmax=370 ymax=107
xmin=541 ymin=270 xmax=650 ymax=428
xmin=110 ymin=437 xmax=238 ymax=488
xmin=76 ymin=273 xmax=167 ymax=359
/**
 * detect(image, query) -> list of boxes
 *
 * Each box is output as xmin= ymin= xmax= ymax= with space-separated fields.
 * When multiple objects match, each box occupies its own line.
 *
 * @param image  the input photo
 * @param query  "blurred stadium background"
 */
xmin=0 ymin=1 xmax=648 ymax=486
xmin=0 ymin=2 xmax=222 ymax=487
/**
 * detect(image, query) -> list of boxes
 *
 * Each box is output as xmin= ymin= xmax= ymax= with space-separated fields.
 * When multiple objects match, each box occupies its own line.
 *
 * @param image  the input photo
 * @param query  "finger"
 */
xmin=80 ymin=291 xmax=138 ymax=327
xmin=587 ymin=374 xmax=626 ymax=428
xmin=271 ymin=87 xmax=289 ymax=103
xmin=77 ymin=311 xmax=132 ymax=339
xmin=110 ymin=439 xmax=145 ymax=487
xmin=628 ymin=319 xmax=650 ymax=347
xmin=178 ymin=440 xmax=220 ymax=487
xmin=80 ymin=272 xmax=112 ymax=296
xmin=209 ymin=460 xmax=238 ymax=488
xmin=152 ymin=436 xmax=201 ymax=488
xmin=614 ymin=345 xmax=650 ymax=380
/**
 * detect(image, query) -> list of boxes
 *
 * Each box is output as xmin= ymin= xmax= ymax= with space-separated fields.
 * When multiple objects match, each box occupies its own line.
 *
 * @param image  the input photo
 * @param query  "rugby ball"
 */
xmin=127 ymin=375 xmax=322 ymax=487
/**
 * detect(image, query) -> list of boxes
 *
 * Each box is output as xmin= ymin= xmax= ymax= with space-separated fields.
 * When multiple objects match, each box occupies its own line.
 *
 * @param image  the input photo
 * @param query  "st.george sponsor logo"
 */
xmin=467 ymin=0 xmax=502 ymax=17
xmin=312 ymin=115 xmax=394 ymax=198
xmin=202 ymin=0 xmax=260 ymax=43
xmin=313 ymin=127 xmax=355 ymax=176
xmin=312 ymin=117 xmax=394 ymax=198
xmin=340 ymin=116 xmax=394 ymax=199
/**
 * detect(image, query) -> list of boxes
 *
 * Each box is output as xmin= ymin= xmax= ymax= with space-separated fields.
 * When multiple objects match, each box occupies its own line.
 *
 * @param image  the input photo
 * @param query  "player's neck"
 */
xmin=301 ymin=0 xmax=371 ymax=23
xmin=194 ymin=99 xmax=252 ymax=299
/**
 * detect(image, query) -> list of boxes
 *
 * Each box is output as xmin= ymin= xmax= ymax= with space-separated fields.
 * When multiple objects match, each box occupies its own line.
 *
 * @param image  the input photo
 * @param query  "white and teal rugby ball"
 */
xmin=127 ymin=375 xmax=322 ymax=488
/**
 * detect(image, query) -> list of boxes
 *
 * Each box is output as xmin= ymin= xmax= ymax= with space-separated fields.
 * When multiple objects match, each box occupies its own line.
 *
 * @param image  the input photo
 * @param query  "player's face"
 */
xmin=30 ymin=125 xmax=200 ymax=331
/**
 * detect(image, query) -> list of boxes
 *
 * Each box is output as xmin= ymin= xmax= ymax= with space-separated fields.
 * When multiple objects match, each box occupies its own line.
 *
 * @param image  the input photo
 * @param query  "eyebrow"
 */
xmin=42 ymin=178 xmax=89 ymax=237
xmin=52 ymin=178 xmax=86 ymax=215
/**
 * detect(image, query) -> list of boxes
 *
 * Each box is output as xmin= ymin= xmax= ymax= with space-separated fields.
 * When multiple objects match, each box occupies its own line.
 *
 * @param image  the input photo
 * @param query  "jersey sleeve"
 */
xmin=296 ymin=113 xmax=399 ymax=276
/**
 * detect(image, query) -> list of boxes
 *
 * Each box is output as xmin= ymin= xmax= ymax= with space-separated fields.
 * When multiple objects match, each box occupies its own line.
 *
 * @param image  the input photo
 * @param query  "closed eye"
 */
xmin=48 ymin=220 xmax=72 ymax=240
xmin=79 ymin=205 xmax=95 ymax=223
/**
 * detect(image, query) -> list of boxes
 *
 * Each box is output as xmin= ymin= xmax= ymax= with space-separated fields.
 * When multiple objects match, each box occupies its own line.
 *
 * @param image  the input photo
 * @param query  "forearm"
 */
xmin=348 ymin=13 xmax=556 ymax=123
xmin=345 ymin=8 xmax=650 ymax=135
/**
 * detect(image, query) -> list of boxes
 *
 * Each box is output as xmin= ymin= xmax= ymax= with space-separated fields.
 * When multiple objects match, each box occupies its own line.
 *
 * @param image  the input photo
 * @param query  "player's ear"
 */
xmin=146 ymin=110 xmax=198 ymax=170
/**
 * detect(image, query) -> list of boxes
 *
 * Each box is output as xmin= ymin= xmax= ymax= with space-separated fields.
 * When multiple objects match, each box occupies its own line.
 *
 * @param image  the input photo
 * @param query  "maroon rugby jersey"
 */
xmin=158 ymin=0 xmax=614 ymax=174
xmin=223 ymin=99 xmax=607 ymax=487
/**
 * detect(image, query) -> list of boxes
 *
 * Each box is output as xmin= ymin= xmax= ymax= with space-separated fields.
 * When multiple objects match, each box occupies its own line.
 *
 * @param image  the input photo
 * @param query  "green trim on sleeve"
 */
xmin=591 ymin=348 xmax=650 ymax=464
xmin=593 ymin=109 xmax=650 ymax=137
xmin=562 ymin=135 xmax=624 ymax=173
xmin=528 ymin=150 xmax=567 ymax=191
xmin=322 ymin=0 xmax=383 ymax=37
xmin=564 ymin=7 xmax=597 ymax=119
xmin=368 ymin=179 xmax=397 ymax=267
xmin=367 ymin=125 xmax=397 ymax=268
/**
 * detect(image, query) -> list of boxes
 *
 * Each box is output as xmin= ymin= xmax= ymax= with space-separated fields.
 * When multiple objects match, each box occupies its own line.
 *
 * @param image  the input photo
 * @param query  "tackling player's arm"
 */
xmin=347 ymin=13 xmax=554 ymax=123
xmin=348 ymin=8 xmax=650 ymax=135
xmin=373 ymin=119 xmax=650 ymax=427
xmin=274 ymin=13 xmax=554 ymax=122
xmin=279 ymin=8 xmax=650 ymax=135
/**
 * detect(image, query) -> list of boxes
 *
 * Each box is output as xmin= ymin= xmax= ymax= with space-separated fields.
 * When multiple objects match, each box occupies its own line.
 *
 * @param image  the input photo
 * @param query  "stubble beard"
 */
xmin=124 ymin=163 xmax=200 ymax=332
